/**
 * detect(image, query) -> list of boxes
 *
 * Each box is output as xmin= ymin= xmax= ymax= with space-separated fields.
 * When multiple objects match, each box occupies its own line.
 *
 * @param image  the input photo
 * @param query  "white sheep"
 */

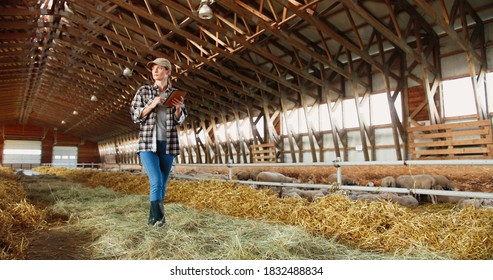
xmin=256 ymin=171 xmax=299 ymax=183
xmin=436 ymin=196 xmax=463 ymax=204
xmin=280 ymin=191 xmax=302 ymax=199
xmin=379 ymin=193 xmax=419 ymax=208
xmin=432 ymin=175 xmax=456 ymax=191
xmin=249 ymin=171 xmax=260 ymax=180
xmin=236 ymin=171 xmax=251 ymax=180
xmin=457 ymin=198 xmax=483 ymax=209
xmin=396 ymin=174 xmax=439 ymax=204
xmin=350 ymin=192 xmax=419 ymax=208
xmin=280 ymin=187 xmax=324 ymax=202
xmin=297 ymin=189 xmax=325 ymax=202
xmin=349 ymin=193 xmax=383 ymax=202
xmin=396 ymin=174 xmax=436 ymax=189
xmin=380 ymin=176 xmax=396 ymax=188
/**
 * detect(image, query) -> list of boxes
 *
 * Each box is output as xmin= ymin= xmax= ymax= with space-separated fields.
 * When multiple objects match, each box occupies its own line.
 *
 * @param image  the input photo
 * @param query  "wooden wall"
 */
xmin=0 ymin=124 xmax=100 ymax=164
xmin=408 ymin=86 xmax=431 ymax=122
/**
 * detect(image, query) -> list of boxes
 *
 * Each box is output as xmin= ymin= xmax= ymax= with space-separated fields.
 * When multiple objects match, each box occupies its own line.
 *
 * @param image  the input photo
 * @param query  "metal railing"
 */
xmin=10 ymin=159 xmax=493 ymax=200
xmin=171 ymin=159 xmax=493 ymax=200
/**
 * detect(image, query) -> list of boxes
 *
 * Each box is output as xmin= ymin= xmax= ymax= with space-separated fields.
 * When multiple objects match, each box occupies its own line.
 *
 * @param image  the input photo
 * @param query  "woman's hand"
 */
xmin=150 ymin=96 xmax=163 ymax=109
xmin=140 ymin=96 xmax=163 ymax=119
xmin=171 ymin=96 xmax=184 ymax=118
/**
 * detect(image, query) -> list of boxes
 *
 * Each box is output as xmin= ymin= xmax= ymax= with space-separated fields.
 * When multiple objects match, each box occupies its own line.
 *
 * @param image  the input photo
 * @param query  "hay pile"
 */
xmin=0 ymin=167 xmax=48 ymax=259
xmin=34 ymin=167 xmax=149 ymax=194
xmin=33 ymin=167 xmax=493 ymax=259
xmin=165 ymin=180 xmax=493 ymax=259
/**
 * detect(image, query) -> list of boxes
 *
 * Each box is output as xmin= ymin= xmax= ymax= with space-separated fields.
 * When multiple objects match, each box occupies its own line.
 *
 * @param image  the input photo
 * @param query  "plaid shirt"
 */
xmin=130 ymin=84 xmax=187 ymax=155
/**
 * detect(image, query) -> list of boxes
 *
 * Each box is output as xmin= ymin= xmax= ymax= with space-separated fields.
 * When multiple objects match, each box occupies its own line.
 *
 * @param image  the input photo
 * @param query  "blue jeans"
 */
xmin=139 ymin=141 xmax=175 ymax=201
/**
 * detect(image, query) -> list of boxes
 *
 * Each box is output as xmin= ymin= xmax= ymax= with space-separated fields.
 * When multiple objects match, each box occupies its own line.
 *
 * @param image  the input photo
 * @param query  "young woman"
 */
xmin=130 ymin=58 xmax=187 ymax=226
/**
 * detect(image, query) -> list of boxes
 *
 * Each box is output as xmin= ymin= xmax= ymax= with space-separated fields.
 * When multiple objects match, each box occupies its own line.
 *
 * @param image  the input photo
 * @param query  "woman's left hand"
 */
xmin=171 ymin=96 xmax=184 ymax=118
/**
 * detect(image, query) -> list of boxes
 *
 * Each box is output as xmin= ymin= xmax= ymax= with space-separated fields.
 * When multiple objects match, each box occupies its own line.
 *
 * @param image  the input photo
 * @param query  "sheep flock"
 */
xmin=232 ymin=170 xmax=493 ymax=210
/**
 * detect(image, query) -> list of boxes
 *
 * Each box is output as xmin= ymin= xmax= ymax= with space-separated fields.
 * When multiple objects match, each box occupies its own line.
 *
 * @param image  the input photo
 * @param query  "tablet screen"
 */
xmin=163 ymin=90 xmax=187 ymax=107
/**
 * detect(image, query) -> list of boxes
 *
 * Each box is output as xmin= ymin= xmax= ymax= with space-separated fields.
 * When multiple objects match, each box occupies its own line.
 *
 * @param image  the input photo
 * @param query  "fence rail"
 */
xmin=173 ymin=159 xmax=493 ymax=200
xmin=5 ymin=160 xmax=493 ymax=200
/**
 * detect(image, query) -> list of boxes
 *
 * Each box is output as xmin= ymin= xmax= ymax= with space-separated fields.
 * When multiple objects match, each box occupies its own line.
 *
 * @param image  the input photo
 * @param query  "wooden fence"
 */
xmin=250 ymin=143 xmax=277 ymax=163
xmin=408 ymin=120 xmax=493 ymax=159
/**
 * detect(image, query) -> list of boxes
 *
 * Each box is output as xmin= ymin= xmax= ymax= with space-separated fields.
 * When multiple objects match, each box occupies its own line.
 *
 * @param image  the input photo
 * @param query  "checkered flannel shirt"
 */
xmin=130 ymin=84 xmax=187 ymax=155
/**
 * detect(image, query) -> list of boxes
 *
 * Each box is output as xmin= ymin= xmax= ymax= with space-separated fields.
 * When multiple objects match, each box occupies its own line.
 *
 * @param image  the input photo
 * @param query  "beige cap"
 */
xmin=147 ymin=58 xmax=172 ymax=71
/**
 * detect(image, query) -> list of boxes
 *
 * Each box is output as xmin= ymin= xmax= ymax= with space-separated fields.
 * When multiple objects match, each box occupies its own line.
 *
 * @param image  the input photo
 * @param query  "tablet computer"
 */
xmin=163 ymin=90 xmax=187 ymax=107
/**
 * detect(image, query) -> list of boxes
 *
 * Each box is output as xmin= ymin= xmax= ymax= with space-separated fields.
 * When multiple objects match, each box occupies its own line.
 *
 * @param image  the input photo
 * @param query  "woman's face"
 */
xmin=151 ymin=64 xmax=170 ymax=81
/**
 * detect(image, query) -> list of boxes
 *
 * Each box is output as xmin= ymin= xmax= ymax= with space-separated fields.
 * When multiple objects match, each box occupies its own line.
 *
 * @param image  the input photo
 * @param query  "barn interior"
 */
xmin=1 ymin=0 xmax=493 ymax=263
xmin=1 ymin=0 xmax=492 ymax=167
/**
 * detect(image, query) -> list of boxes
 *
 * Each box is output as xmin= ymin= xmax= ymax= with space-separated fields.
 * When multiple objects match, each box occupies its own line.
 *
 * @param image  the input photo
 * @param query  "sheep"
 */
xmin=432 ymin=175 xmax=456 ymax=191
xmin=349 ymin=193 xmax=383 ymax=202
xmin=256 ymin=171 xmax=299 ymax=183
xmin=328 ymin=173 xmax=360 ymax=185
xmin=296 ymin=190 xmax=325 ymax=202
xmin=457 ymin=199 xmax=483 ymax=209
xmin=350 ymin=192 xmax=419 ymax=208
xmin=396 ymin=174 xmax=436 ymax=189
xmin=236 ymin=171 xmax=251 ymax=180
xmin=380 ymin=176 xmax=396 ymax=188
xmin=249 ymin=171 xmax=260 ymax=180
xmin=436 ymin=195 xmax=463 ymax=204
xmin=396 ymin=174 xmax=439 ymax=204
xmin=379 ymin=193 xmax=419 ymax=208
xmin=280 ymin=190 xmax=302 ymax=199
xmin=255 ymin=171 xmax=299 ymax=194
xmin=280 ymin=187 xmax=324 ymax=202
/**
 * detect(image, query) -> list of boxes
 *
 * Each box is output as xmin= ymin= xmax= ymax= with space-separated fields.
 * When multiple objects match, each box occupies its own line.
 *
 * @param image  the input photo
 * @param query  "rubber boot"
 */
xmin=156 ymin=201 xmax=166 ymax=227
xmin=147 ymin=204 xmax=154 ymax=225
xmin=148 ymin=202 xmax=158 ymax=225
xmin=149 ymin=201 xmax=165 ymax=227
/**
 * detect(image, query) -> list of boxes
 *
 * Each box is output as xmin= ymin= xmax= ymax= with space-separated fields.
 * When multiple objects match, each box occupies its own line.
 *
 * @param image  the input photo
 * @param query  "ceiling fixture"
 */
xmin=123 ymin=67 xmax=132 ymax=77
xmin=73 ymin=110 xmax=79 ymax=115
xmin=198 ymin=0 xmax=214 ymax=20
xmin=90 ymin=95 xmax=98 ymax=101
xmin=61 ymin=120 xmax=66 ymax=124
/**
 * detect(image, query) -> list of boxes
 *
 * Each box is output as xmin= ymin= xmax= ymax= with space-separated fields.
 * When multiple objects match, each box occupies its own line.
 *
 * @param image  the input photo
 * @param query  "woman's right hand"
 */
xmin=140 ymin=96 xmax=163 ymax=119
xmin=150 ymin=96 xmax=163 ymax=109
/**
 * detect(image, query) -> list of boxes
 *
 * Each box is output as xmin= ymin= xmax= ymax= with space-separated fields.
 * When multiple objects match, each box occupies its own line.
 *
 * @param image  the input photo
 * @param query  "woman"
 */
xmin=130 ymin=58 xmax=187 ymax=227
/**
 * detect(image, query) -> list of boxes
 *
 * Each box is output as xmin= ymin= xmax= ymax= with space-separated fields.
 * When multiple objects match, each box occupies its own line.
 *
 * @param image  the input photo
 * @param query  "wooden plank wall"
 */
xmin=1 ymin=124 xmax=101 ymax=164
xmin=408 ymin=120 xmax=493 ymax=159
xmin=408 ymin=86 xmax=431 ymax=121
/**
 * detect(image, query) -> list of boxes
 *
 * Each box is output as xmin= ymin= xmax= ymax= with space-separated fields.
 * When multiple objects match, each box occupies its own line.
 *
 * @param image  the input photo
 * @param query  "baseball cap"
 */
xmin=147 ymin=58 xmax=172 ymax=71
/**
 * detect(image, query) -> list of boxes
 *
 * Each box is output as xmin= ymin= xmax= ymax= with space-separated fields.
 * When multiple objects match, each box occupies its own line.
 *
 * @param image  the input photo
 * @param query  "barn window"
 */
xmin=442 ymin=77 xmax=477 ymax=117
xmin=318 ymin=104 xmax=332 ymax=130
xmin=342 ymin=97 xmax=370 ymax=128
xmin=343 ymin=99 xmax=357 ymax=128
xmin=282 ymin=107 xmax=308 ymax=134
xmin=370 ymin=92 xmax=402 ymax=125
xmin=215 ymin=124 xmax=227 ymax=142
xmin=238 ymin=118 xmax=252 ymax=139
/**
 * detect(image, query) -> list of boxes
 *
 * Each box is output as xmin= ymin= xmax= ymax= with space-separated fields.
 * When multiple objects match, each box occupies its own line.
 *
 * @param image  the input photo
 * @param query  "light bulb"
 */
xmin=123 ymin=67 xmax=132 ymax=77
xmin=198 ymin=1 xmax=213 ymax=19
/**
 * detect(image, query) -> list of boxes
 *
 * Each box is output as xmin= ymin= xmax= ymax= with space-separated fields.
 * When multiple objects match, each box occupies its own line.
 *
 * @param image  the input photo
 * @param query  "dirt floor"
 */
xmin=21 ymin=175 xmax=93 ymax=260
xmin=176 ymin=164 xmax=493 ymax=193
